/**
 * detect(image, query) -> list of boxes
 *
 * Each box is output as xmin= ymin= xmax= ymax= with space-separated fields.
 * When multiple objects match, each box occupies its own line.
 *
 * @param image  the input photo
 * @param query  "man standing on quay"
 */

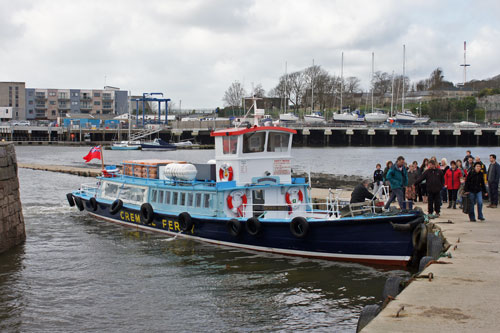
xmin=384 ymin=156 xmax=408 ymax=210
xmin=487 ymin=154 xmax=500 ymax=208
xmin=415 ymin=160 xmax=444 ymax=218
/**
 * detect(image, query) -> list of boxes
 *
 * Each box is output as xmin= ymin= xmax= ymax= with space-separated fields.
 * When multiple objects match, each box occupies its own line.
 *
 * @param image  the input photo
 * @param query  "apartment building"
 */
xmin=25 ymin=86 xmax=128 ymax=120
xmin=0 ymin=82 xmax=26 ymax=120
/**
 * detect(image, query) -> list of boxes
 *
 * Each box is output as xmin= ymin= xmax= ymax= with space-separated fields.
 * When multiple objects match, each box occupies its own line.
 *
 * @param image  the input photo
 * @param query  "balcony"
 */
xmin=102 ymin=94 xmax=113 ymax=101
xmin=80 ymin=105 xmax=92 ymax=110
xmin=80 ymin=94 xmax=92 ymax=101
xmin=35 ymin=94 xmax=47 ymax=100
xmin=35 ymin=104 xmax=47 ymax=109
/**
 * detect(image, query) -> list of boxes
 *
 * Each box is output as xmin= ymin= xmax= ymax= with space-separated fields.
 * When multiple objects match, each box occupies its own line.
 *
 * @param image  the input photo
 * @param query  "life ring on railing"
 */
xmin=219 ymin=164 xmax=234 ymax=181
xmin=227 ymin=190 xmax=247 ymax=217
xmin=285 ymin=187 xmax=304 ymax=215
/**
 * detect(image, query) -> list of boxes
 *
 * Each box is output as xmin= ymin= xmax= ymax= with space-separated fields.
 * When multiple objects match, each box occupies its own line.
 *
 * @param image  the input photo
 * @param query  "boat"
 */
xmin=395 ymin=110 xmax=430 ymax=125
xmin=67 ymin=97 xmax=425 ymax=267
xmin=173 ymin=140 xmax=193 ymax=147
xmin=279 ymin=113 xmax=299 ymax=123
xmin=333 ymin=109 xmax=365 ymax=123
xmin=111 ymin=98 xmax=141 ymax=150
xmin=140 ymin=138 xmax=177 ymax=151
xmin=111 ymin=141 xmax=141 ymax=150
xmin=365 ymin=109 xmax=389 ymax=123
xmin=454 ymin=121 xmax=479 ymax=128
xmin=304 ymin=112 xmax=326 ymax=124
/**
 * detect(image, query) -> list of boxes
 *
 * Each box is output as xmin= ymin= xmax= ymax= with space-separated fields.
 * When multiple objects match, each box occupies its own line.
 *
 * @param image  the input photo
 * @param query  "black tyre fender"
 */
xmin=226 ymin=219 xmax=242 ymax=237
xmin=89 ymin=197 xmax=98 ymax=211
xmin=66 ymin=193 xmax=75 ymax=207
xmin=382 ymin=276 xmax=404 ymax=300
xmin=140 ymin=203 xmax=154 ymax=224
xmin=427 ymin=233 xmax=444 ymax=260
xmin=110 ymin=199 xmax=123 ymax=215
xmin=290 ymin=217 xmax=309 ymax=239
xmin=418 ymin=256 xmax=434 ymax=273
xmin=74 ymin=196 xmax=84 ymax=211
xmin=178 ymin=212 xmax=193 ymax=231
xmin=245 ymin=217 xmax=262 ymax=236
xmin=412 ymin=223 xmax=428 ymax=252
xmin=356 ymin=304 xmax=381 ymax=333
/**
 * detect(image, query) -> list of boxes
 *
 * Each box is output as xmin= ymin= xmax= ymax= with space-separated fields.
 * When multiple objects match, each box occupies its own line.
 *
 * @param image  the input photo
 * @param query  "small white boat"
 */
xmin=365 ymin=109 xmax=389 ymax=123
xmin=454 ymin=121 xmax=480 ymax=128
xmin=395 ymin=110 xmax=430 ymax=124
xmin=173 ymin=141 xmax=193 ymax=147
xmin=333 ymin=109 xmax=364 ymax=123
xmin=279 ymin=112 xmax=299 ymax=123
xmin=111 ymin=141 xmax=141 ymax=150
xmin=304 ymin=112 xmax=326 ymax=124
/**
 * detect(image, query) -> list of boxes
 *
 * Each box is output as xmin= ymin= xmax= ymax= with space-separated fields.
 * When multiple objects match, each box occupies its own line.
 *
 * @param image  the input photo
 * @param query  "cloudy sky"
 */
xmin=1 ymin=0 xmax=499 ymax=108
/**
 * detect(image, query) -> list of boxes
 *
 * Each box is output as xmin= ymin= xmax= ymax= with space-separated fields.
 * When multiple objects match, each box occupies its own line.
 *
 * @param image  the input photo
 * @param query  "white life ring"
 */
xmin=227 ymin=190 xmax=247 ymax=217
xmin=286 ymin=187 xmax=304 ymax=214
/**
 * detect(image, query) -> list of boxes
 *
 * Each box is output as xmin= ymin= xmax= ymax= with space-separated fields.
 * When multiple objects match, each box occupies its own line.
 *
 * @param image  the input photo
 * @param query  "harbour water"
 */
xmin=1 ymin=145 xmax=496 ymax=332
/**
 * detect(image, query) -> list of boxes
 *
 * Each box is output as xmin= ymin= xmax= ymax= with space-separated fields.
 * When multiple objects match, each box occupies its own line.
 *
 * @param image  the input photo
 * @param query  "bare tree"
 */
xmin=288 ymin=71 xmax=306 ymax=110
xmin=252 ymin=83 xmax=266 ymax=97
xmin=429 ymin=68 xmax=444 ymax=90
xmin=372 ymin=71 xmax=392 ymax=95
xmin=223 ymin=81 xmax=246 ymax=108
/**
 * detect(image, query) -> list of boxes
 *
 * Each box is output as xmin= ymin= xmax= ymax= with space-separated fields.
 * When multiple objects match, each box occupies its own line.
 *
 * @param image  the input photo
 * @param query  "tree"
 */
xmin=252 ymin=83 xmax=265 ymax=98
xmin=288 ymin=71 xmax=306 ymax=110
xmin=223 ymin=81 xmax=246 ymax=108
xmin=372 ymin=71 xmax=392 ymax=95
xmin=429 ymin=67 xmax=444 ymax=90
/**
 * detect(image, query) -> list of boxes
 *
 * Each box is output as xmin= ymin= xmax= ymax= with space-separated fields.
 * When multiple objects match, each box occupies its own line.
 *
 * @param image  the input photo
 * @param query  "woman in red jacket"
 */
xmin=445 ymin=160 xmax=463 ymax=209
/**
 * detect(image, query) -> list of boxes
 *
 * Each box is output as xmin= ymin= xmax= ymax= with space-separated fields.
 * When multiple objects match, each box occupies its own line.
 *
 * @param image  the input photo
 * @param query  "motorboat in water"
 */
xmin=111 ymin=141 xmax=141 ymax=150
xmin=68 ymin=97 xmax=426 ymax=267
xmin=140 ymin=138 xmax=177 ymax=151
xmin=303 ymin=112 xmax=326 ymax=124
xmin=365 ymin=109 xmax=389 ymax=123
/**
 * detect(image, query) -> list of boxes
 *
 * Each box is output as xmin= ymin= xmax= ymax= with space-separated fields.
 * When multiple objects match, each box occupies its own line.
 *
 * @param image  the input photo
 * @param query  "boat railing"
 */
xmin=80 ymin=182 xmax=100 ymax=196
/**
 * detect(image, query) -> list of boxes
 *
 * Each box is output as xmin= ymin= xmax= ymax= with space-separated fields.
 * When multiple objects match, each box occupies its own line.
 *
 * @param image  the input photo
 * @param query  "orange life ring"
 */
xmin=219 ymin=164 xmax=234 ymax=181
xmin=285 ymin=187 xmax=304 ymax=214
xmin=227 ymin=190 xmax=247 ymax=217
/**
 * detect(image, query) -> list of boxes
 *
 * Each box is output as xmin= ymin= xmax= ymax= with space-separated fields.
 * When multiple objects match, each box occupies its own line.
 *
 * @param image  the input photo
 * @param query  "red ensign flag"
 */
xmin=83 ymin=146 xmax=102 ymax=163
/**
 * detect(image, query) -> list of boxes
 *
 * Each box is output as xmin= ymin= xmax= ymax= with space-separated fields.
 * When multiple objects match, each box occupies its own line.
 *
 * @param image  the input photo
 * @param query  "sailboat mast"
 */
xmin=340 ymin=52 xmax=343 ymax=112
xmin=311 ymin=59 xmax=314 ymax=112
xmin=371 ymin=52 xmax=374 ymax=114
xmin=390 ymin=71 xmax=394 ymax=117
xmin=402 ymin=44 xmax=406 ymax=113
xmin=284 ymin=61 xmax=287 ymax=114
xmin=128 ymin=91 xmax=131 ymax=142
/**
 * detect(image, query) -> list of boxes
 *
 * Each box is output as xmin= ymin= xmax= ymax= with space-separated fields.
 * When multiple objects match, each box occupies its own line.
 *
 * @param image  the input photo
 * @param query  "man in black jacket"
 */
xmin=465 ymin=162 xmax=487 ymax=221
xmin=350 ymin=180 xmax=375 ymax=204
xmin=415 ymin=160 xmax=444 ymax=217
xmin=487 ymin=154 xmax=500 ymax=208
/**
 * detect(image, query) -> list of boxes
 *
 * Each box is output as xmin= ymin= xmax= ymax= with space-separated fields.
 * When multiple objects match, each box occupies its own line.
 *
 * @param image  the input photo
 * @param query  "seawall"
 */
xmin=0 ymin=143 xmax=26 ymax=253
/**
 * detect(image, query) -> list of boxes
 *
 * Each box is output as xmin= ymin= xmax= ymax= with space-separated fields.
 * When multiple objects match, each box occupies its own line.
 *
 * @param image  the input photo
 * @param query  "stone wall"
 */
xmin=0 ymin=142 xmax=25 ymax=253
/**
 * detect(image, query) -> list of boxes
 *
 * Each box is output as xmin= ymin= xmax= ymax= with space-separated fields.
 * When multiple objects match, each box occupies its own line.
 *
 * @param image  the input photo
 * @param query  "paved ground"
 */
xmin=18 ymin=163 xmax=101 ymax=177
xmin=360 ymin=199 xmax=500 ymax=332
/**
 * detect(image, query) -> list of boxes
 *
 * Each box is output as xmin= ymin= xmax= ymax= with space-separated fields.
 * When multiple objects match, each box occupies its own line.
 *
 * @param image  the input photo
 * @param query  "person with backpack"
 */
xmin=415 ymin=159 xmax=444 ymax=218
xmin=384 ymin=156 xmax=408 ymax=210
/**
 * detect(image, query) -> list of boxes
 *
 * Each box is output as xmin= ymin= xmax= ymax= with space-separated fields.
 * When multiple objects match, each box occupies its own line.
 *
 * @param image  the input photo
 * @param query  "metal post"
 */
xmin=142 ymin=99 xmax=145 ymax=127
xmin=165 ymin=101 xmax=169 ymax=125
xmin=158 ymin=101 xmax=161 ymax=125
xmin=136 ymin=100 xmax=139 ymax=128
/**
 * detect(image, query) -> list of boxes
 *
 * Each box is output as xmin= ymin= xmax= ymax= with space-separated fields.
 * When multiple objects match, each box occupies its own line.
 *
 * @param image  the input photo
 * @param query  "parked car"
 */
xmin=11 ymin=121 xmax=30 ymax=126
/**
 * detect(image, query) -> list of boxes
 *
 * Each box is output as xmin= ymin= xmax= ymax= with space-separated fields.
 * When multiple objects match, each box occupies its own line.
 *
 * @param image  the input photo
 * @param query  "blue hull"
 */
xmin=110 ymin=146 xmax=140 ymax=150
xmin=75 ymin=194 xmax=420 ymax=266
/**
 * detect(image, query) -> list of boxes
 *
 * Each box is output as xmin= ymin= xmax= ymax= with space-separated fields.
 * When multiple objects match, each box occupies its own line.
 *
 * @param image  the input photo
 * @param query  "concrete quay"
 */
xmin=362 ymin=201 xmax=500 ymax=332
xmin=18 ymin=163 xmax=102 ymax=177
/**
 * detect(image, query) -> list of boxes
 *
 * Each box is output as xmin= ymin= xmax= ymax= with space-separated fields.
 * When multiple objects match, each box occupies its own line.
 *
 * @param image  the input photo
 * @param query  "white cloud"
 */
xmin=0 ymin=0 xmax=498 ymax=108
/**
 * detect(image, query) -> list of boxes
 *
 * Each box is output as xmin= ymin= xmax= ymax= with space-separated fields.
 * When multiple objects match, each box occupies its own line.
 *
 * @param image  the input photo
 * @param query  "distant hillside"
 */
xmin=464 ymin=74 xmax=500 ymax=90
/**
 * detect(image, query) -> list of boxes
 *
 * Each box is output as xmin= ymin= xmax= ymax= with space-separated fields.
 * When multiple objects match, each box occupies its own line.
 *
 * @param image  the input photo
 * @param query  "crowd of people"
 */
xmin=350 ymin=150 xmax=500 ymax=222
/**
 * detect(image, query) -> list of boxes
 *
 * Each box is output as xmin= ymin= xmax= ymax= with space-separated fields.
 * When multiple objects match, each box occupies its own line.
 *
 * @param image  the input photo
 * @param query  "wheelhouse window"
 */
xmin=203 ymin=194 xmax=210 ymax=208
xmin=180 ymin=192 xmax=186 ymax=206
xmin=243 ymin=132 xmax=265 ymax=153
xmin=151 ymin=189 xmax=158 ymax=202
xmin=172 ymin=192 xmax=178 ymax=205
xmin=101 ymin=182 xmax=147 ymax=204
xmin=222 ymin=136 xmax=238 ymax=154
xmin=267 ymin=132 xmax=290 ymax=153
xmin=158 ymin=190 xmax=164 ymax=204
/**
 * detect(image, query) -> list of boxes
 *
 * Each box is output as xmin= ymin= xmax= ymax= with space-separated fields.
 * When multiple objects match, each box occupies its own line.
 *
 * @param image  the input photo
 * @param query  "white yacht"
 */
xmin=364 ymin=109 xmax=389 ymax=123
xmin=303 ymin=112 xmax=326 ymax=124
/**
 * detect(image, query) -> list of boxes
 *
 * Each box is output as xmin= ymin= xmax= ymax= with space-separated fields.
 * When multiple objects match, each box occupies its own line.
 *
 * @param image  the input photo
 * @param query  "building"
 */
xmin=0 ymin=82 xmax=26 ymax=121
xmin=25 ymin=86 xmax=129 ymax=120
xmin=477 ymin=94 xmax=500 ymax=121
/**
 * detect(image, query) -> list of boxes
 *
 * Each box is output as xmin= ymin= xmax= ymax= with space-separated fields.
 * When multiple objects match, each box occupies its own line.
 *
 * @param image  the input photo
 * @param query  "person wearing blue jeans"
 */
xmin=384 ymin=156 xmax=408 ymax=210
xmin=464 ymin=162 xmax=487 ymax=222
xmin=487 ymin=154 xmax=500 ymax=208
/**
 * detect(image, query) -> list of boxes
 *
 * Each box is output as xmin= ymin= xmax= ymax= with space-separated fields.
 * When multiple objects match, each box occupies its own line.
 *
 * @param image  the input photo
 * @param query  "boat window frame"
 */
xmin=222 ymin=135 xmax=238 ymax=155
xmin=164 ymin=191 xmax=171 ymax=205
xmin=242 ymin=131 xmax=266 ymax=154
xmin=187 ymin=192 xmax=194 ymax=206
xmin=100 ymin=181 xmax=148 ymax=205
xmin=267 ymin=132 xmax=291 ymax=153
xmin=172 ymin=192 xmax=178 ymax=205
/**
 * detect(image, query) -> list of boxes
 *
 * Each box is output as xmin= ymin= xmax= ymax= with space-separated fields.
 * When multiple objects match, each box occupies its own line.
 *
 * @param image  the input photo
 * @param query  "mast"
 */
xmin=284 ymin=61 xmax=287 ymax=113
xmin=340 ymin=52 xmax=343 ymax=112
xmin=128 ymin=91 xmax=131 ymax=142
xmin=371 ymin=52 xmax=374 ymax=114
xmin=402 ymin=44 xmax=406 ymax=113
xmin=311 ymin=59 xmax=314 ymax=113
xmin=390 ymin=71 xmax=395 ymax=117
xmin=460 ymin=41 xmax=470 ymax=86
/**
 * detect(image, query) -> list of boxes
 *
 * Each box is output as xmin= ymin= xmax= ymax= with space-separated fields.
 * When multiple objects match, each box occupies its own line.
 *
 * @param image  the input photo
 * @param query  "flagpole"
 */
xmin=100 ymin=145 xmax=104 ymax=170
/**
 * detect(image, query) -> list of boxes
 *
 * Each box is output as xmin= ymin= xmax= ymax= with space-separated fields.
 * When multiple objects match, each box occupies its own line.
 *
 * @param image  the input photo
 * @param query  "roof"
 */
xmin=211 ymin=125 xmax=297 ymax=137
